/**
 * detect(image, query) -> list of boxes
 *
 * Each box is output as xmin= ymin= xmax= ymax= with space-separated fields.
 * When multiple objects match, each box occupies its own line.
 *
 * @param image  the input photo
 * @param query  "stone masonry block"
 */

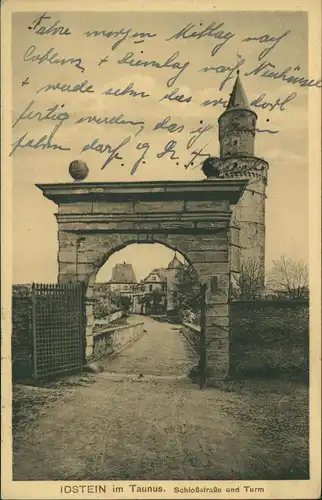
xmin=206 ymin=304 xmax=229 ymax=317
xmin=57 ymin=250 xmax=75 ymax=264
xmin=185 ymin=200 xmax=229 ymax=212
xmin=187 ymin=250 xmax=228 ymax=263
xmin=133 ymin=200 xmax=184 ymax=212
xmin=205 ymin=306 xmax=229 ymax=324
xmin=206 ymin=324 xmax=229 ymax=339
xmin=59 ymin=262 xmax=76 ymax=274
xmin=86 ymin=315 xmax=94 ymax=328
xmin=59 ymin=202 xmax=93 ymax=214
xmin=159 ymin=221 xmax=195 ymax=229
xmin=229 ymin=245 xmax=240 ymax=273
xmin=74 ymin=274 xmax=91 ymax=285
xmin=58 ymin=221 xmax=137 ymax=232
xmin=152 ymin=234 xmax=169 ymax=244
xmin=196 ymin=221 xmax=229 ymax=229
xmin=60 ymin=246 xmax=104 ymax=267
xmin=207 ymin=337 xmax=229 ymax=353
xmin=58 ymin=231 xmax=77 ymax=249
xmin=92 ymin=202 xmax=134 ymax=214
xmin=86 ymin=335 xmax=94 ymax=349
xmin=86 ymin=302 xmax=93 ymax=315
xmin=207 ymin=344 xmax=229 ymax=381
xmin=229 ymin=227 xmax=240 ymax=247
xmin=133 ymin=222 xmax=160 ymax=230
xmin=178 ymin=237 xmax=228 ymax=254
xmin=85 ymin=345 xmax=94 ymax=358
xmin=86 ymin=325 xmax=93 ymax=338
xmin=206 ymin=316 xmax=230 ymax=327
xmin=136 ymin=233 xmax=151 ymax=242
xmin=59 ymin=263 xmax=97 ymax=276
xmin=58 ymin=274 xmax=77 ymax=284
xmin=194 ymin=262 xmax=229 ymax=278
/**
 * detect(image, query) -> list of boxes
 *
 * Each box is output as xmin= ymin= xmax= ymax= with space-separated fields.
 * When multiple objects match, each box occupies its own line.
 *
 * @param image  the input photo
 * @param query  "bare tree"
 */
xmin=267 ymin=255 xmax=309 ymax=299
xmin=231 ymin=258 xmax=264 ymax=300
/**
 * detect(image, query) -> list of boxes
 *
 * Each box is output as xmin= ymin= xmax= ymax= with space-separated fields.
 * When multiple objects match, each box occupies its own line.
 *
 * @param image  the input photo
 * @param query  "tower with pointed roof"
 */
xmin=202 ymin=71 xmax=269 ymax=293
xmin=166 ymin=251 xmax=184 ymax=313
xmin=218 ymin=71 xmax=257 ymax=158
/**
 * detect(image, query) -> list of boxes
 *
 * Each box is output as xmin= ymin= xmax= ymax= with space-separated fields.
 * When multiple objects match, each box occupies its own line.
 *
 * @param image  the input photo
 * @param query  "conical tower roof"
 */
xmin=226 ymin=73 xmax=250 ymax=111
xmin=167 ymin=252 xmax=184 ymax=270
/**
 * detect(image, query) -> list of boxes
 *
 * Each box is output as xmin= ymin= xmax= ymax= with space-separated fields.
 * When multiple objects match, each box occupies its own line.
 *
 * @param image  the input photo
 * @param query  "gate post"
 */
xmin=196 ymin=264 xmax=230 ymax=386
xmin=58 ymin=241 xmax=97 ymax=361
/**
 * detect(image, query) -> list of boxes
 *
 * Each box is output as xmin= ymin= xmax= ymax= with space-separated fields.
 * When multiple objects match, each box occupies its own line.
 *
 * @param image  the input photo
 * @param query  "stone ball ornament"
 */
xmin=69 ymin=160 xmax=89 ymax=181
xmin=202 ymin=157 xmax=221 ymax=178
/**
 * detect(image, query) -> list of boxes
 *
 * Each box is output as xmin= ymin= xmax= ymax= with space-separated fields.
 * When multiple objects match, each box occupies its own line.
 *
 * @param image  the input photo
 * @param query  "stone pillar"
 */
xmin=189 ymin=234 xmax=230 ymax=384
xmin=205 ymin=270 xmax=230 ymax=383
xmin=57 ymin=231 xmax=99 ymax=360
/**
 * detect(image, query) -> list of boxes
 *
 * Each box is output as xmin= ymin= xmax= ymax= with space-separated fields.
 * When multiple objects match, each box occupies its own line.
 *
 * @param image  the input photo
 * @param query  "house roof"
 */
xmin=144 ymin=272 xmax=162 ymax=283
xmin=110 ymin=262 xmax=137 ymax=283
xmin=153 ymin=267 xmax=168 ymax=282
xmin=143 ymin=268 xmax=167 ymax=283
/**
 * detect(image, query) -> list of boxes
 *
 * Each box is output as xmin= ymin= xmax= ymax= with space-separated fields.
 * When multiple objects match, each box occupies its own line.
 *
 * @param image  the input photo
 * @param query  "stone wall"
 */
xmin=181 ymin=301 xmax=309 ymax=380
xmin=229 ymin=300 xmax=309 ymax=380
xmin=91 ymin=322 xmax=145 ymax=360
xmin=94 ymin=310 xmax=124 ymax=326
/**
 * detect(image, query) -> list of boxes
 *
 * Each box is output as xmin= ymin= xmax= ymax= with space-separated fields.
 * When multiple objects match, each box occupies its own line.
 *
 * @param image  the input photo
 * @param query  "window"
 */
xmin=149 ymin=284 xmax=153 ymax=292
xmin=233 ymin=139 xmax=238 ymax=145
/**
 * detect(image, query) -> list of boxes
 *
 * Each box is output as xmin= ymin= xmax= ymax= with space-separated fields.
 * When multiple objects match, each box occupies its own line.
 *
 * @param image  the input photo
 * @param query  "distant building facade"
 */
xmin=141 ymin=253 xmax=184 ymax=313
xmin=110 ymin=262 xmax=137 ymax=293
xmin=95 ymin=253 xmax=185 ymax=316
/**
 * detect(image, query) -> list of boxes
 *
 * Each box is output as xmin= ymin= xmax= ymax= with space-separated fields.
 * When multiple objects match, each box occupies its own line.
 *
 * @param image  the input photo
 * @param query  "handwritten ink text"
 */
xmin=23 ymin=45 xmax=85 ymax=72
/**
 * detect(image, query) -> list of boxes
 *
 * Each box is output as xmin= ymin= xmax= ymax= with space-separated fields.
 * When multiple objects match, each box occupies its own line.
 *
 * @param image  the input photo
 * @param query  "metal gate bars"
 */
xmin=31 ymin=282 xmax=86 ymax=380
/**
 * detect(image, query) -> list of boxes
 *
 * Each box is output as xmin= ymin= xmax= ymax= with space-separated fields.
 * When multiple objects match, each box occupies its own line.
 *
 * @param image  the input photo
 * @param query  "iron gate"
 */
xmin=32 ymin=282 xmax=86 ymax=380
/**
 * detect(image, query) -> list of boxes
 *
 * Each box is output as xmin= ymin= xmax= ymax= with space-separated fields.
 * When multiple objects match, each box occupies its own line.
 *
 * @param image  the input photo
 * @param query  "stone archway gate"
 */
xmin=37 ymin=179 xmax=246 ymax=385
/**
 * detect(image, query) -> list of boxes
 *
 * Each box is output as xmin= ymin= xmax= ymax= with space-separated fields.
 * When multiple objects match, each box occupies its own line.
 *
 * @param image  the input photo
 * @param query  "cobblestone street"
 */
xmin=102 ymin=315 xmax=195 ymax=376
xmin=13 ymin=316 xmax=309 ymax=481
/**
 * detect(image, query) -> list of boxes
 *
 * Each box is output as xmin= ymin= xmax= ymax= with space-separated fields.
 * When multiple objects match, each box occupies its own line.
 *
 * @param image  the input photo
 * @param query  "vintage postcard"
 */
xmin=1 ymin=0 xmax=321 ymax=498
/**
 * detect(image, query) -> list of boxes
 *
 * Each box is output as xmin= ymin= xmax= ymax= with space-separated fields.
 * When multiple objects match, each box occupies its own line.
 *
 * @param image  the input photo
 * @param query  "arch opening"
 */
xmin=91 ymin=242 xmax=203 ymax=379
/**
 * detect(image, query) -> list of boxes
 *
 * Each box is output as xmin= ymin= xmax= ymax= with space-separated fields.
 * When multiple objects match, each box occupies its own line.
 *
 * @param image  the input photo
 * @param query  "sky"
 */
xmin=96 ymin=245 xmax=185 ymax=283
xmin=11 ymin=10 xmax=310 ymax=283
